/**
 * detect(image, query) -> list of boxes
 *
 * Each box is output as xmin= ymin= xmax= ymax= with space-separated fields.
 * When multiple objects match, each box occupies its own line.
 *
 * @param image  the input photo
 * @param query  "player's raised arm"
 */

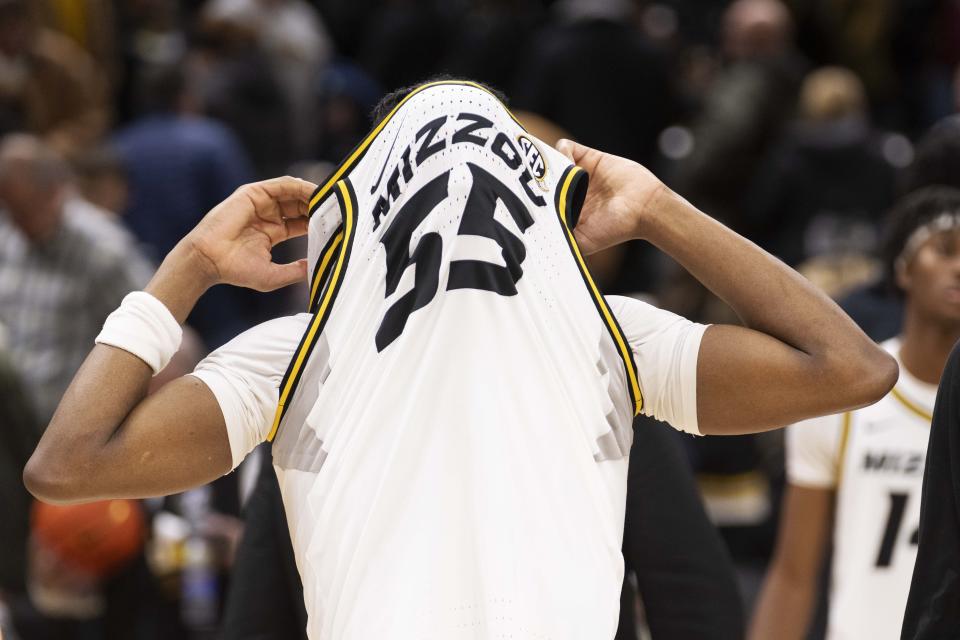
xmin=557 ymin=139 xmax=897 ymax=435
xmin=23 ymin=176 xmax=314 ymax=504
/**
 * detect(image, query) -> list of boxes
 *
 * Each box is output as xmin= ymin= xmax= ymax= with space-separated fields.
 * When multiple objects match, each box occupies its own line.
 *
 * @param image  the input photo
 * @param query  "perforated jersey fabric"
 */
xmin=257 ymin=81 xmax=668 ymax=639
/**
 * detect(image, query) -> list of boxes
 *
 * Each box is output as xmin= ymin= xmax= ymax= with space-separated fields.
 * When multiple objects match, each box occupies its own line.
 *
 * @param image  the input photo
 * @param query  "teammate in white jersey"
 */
xmin=749 ymin=186 xmax=960 ymax=640
xmin=26 ymin=80 xmax=896 ymax=639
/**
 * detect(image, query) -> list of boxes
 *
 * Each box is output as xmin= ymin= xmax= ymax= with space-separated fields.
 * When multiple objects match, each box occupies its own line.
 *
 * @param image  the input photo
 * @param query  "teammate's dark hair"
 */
xmin=899 ymin=115 xmax=960 ymax=196
xmin=370 ymin=75 xmax=508 ymax=125
xmin=881 ymin=185 xmax=960 ymax=294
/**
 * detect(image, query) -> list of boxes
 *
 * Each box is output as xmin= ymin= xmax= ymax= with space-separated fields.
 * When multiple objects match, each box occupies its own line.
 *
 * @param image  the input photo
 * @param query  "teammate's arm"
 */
xmin=23 ymin=177 xmax=313 ymax=504
xmin=557 ymin=140 xmax=897 ymax=435
xmin=748 ymin=484 xmax=834 ymax=640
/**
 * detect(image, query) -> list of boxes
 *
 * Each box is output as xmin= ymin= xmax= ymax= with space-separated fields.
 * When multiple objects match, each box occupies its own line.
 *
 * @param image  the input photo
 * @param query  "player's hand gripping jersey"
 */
xmin=195 ymin=82 xmax=706 ymax=639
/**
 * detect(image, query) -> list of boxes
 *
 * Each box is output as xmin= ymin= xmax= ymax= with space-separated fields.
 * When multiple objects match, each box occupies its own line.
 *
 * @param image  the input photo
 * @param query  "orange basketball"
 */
xmin=31 ymin=499 xmax=146 ymax=579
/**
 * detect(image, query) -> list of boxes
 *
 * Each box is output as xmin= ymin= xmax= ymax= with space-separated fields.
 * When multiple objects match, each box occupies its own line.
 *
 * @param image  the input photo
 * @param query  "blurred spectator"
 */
xmin=112 ymin=63 xmax=257 ymax=346
xmin=111 ymin=0 xmax=187 ymax=125
xmin=0 ymin=134 xmax=151 ymax=422
xmin=745 ymin=66 xmax=898 ymax=266
xmin=191 ymin=4 xmax=299 ymax=175
xmin=315 ymin=61 xmax=381 ymax=164
xmin=33 ymin=0 xmax=118 ymax=92
xmin=900 ymin=114 xmax=960 ymax=195
xmin=514 ymin=0 xmax=675 ymax=168
xmin=71 ymin=145 xmax=129 ymax=216
xmin=789 ymin=0 xmax=896 ymax=106
xmin=0 ymin=0 xmax=108 ymax=155
xmin=678 ymin=0 xmax=803 ymax=227
xmin=358 ymin=0 xmax=453 ymax=93
xmin=443 ymin=0 xmax=543 ymax=94
xmin=888 ymin=1 xmax=960 ymax=133
xmin=202 ymin=0 xmax=332 ymax=159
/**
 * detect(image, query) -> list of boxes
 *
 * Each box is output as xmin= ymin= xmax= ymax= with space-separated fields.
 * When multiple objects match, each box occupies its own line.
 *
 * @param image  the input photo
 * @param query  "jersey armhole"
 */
xmin=268 ymin=178 xmax=358 ymax=442
xmin=553 ymin=165 xmax=643 ymax=415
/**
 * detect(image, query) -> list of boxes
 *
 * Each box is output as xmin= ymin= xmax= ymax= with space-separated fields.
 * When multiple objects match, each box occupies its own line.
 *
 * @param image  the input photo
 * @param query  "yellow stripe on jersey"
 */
xmin=268 ymin=180 xmax=356 ymax=442
xmin=307 ymin=80 xmax=526 ymax=215
xmin=555 ymin=166 xmax=643 ymax=415
xmin=836 ymin=411 xmax=852 ymax=485
xmin=308 ymin=230 xmax=344 ymax=312
xmin=891 ymin=387 xmax=933 ymax=423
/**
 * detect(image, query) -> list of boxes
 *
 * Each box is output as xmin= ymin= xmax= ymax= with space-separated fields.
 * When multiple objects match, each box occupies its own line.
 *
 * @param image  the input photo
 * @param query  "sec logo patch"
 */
xmin=517 ymin=134 xmax=549 ymax=191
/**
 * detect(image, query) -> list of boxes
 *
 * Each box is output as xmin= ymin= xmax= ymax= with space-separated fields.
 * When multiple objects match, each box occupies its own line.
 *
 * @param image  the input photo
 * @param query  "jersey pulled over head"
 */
xmin=269 ymin=80 xmax=644 ymax=638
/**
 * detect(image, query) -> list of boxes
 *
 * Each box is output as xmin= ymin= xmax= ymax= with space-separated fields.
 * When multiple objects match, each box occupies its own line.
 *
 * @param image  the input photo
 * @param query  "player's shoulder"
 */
xmin=605 ymin=294 xmax=663 ymax=318
xmin=605 ymin=294 xmax=699 ymax=339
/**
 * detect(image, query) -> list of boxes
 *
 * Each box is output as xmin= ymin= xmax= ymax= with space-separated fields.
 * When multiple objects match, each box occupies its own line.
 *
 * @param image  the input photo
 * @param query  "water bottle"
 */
xmin=179 ymin=486 xmax=218 ymax=634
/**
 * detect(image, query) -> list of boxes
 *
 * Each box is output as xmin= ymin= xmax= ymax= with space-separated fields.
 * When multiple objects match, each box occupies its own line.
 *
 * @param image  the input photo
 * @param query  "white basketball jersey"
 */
xmin=787 ymin=338 xmax=936 ymax=640
xmin=265 ymin=81 xmax=645 ymax=639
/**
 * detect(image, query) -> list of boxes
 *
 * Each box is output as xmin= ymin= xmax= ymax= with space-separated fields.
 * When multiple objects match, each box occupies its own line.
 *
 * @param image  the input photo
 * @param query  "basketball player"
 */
xmin=25 ymin=81 xmax=895 ymax=639
xmin=749 ymin=186 xmax=960 ymax=639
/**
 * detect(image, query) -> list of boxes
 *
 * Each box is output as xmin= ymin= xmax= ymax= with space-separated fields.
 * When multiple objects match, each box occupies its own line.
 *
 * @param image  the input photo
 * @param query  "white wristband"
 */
xmin=95 ymin=291 xmax=183 ymax=375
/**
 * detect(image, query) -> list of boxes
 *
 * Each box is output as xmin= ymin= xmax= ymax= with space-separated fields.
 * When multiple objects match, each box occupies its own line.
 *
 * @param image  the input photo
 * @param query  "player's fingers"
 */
xmin=282 ymin=216 xmax=309 ymax=240
xmin=556 ymin=138 xmax=576 ymax=162
xmin=257 ymin=259 xmax=308 ymax=292
xmin=278 ymin=197 xmax=310 ymax=221
xmin=239 ymin=177 xmax=316 ymax=222
xmin=256 ymin=176 xmax=317 ymax=205
xmin=556 ymin=138 xmax=600 ymax=167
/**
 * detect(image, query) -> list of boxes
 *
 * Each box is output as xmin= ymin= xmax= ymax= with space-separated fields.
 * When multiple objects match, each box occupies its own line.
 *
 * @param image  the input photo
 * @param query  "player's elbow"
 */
xmin=23 ymin=448 xmax=94 ymax=505
xmin=828 ymin=343 xmax=898 ymax=410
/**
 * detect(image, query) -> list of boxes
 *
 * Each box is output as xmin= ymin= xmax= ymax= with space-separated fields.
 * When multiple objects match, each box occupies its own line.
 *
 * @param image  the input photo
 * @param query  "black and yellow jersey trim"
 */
xmin=306 ymin=80 xmax=527 ymax=216
xmin=553 ymin=165 xmax=643 ymax=416
xmin=268 ymin=179 xmax=357 ymax=442
xmin=891 ymin=387 xmax=933 ymax=423
xmin=836 ymin=411 xmax=853 ymax=486
xmin=308 ymin=228 xmax=344 ymax=313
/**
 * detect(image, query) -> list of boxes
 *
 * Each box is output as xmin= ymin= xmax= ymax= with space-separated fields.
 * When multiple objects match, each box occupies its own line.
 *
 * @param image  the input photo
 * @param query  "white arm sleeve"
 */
xmin=607 ymin=295 xmax=708 ymax=435
xmin=786 ymin=413 xmax=846 ymax=489
xmin=189 ymin=313 xmax=312 ymax=471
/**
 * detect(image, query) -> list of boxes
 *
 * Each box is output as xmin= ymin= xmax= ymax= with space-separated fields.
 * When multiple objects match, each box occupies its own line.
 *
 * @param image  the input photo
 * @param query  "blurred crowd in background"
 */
xmin=1 ymin=0 xmax=959 ymax=638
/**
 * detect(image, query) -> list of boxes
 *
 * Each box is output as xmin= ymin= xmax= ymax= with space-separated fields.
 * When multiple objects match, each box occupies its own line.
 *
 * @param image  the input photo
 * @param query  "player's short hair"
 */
xmin=370 ymin=75 xmax=508 ymax=125
xmin=899 ymin=115 xmax=960 ymax=195
xmin=881 ymin=185 xmax=960 ymax=293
